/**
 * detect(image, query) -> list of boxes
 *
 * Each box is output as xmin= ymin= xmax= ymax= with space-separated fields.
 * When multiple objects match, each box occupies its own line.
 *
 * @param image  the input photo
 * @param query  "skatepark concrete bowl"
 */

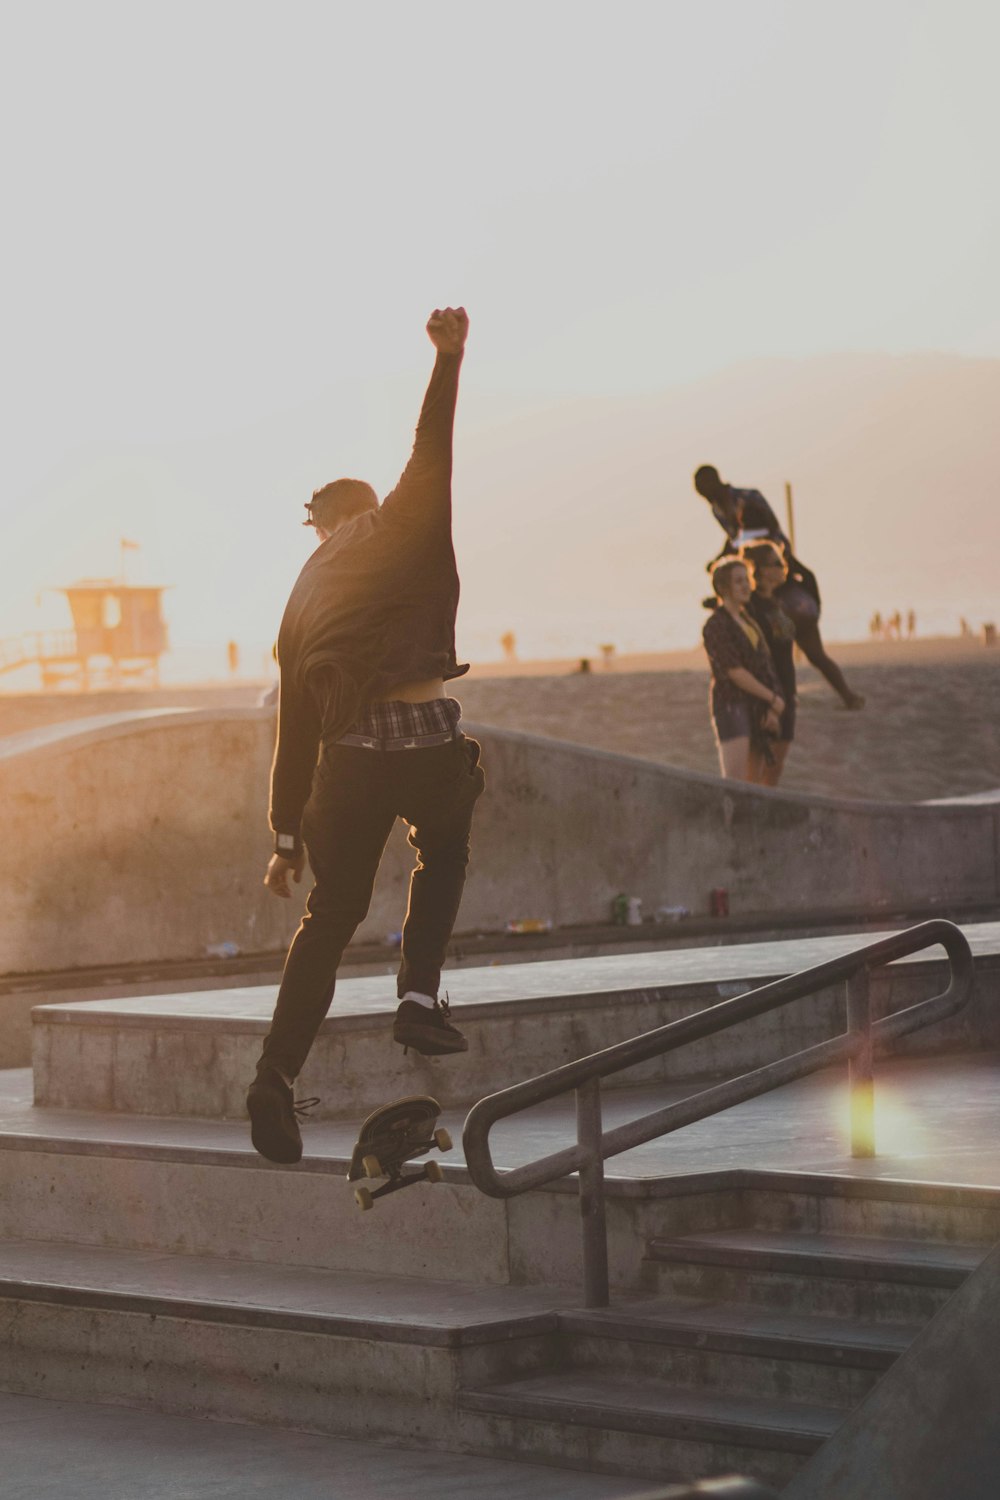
xmin=1 ymin=706 xmax=997 ymax=977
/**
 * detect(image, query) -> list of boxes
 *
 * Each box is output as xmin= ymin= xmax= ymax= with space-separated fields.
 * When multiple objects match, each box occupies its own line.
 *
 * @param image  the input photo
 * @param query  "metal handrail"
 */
xmin=463 ymin=919 xmax=974 ymax=1306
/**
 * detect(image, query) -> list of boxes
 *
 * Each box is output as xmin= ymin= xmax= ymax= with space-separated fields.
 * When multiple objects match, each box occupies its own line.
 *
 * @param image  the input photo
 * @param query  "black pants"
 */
xmin=777 ymin=580 xmax=855 ymax=704
xmin=259 ymin=733 xmax=485 ymax=1081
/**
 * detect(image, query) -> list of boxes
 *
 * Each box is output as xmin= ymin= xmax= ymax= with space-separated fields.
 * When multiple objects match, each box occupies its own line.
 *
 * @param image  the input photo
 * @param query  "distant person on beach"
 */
xmin=693 ymin=466 xmax=864 ymax=710
xmin=702 ymin=557 xmax=785 ymax=783
xmin=248 ymin=307 xmax=484 ymax=1165
xmin=741 ymin=541 xmax=797 ymax=786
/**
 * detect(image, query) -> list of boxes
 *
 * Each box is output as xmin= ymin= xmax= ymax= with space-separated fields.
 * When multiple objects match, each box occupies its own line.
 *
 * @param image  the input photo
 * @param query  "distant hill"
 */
xmin=454 ymin=352 xmax=999 ymax=651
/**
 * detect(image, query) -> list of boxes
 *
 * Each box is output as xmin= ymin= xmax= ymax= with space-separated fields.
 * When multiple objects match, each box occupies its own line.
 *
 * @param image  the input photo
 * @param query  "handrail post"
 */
xmin=576 ymin=1077 xmax=610 ymax=1307
xmin=847 ymin=968 xmax=875 ymax=1158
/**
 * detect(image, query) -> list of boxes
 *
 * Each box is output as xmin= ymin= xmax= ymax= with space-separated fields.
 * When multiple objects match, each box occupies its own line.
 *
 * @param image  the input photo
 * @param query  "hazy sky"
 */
xmin=2 ymin=1 xmax=998 ymax=666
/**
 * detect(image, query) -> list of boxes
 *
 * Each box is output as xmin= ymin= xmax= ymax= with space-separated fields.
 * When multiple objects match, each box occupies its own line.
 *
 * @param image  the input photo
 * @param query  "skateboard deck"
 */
xmin=347 ymin=1094 xmax=453 ymax=1210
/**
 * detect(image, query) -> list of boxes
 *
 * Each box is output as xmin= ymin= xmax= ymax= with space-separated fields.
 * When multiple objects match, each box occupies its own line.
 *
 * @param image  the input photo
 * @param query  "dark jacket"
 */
xmin=270 ymin=350 xmax=468 ymax=842
xmin=747 ymin=591 xmax=797 ymax=706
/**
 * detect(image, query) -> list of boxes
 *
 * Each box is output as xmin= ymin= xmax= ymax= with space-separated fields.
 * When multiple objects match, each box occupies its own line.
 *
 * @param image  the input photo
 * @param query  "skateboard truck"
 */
xmin=347 ymin=1094 xmax=453 ymax=1211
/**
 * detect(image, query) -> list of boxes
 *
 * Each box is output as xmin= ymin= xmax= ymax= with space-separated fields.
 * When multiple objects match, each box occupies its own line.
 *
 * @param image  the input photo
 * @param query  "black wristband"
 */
xmin=274 ymin=832 xmax=301 ymax=859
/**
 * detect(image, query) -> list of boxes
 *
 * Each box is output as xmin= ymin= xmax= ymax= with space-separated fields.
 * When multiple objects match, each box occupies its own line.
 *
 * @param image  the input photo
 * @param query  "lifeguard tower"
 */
xmin=0 ymin=574 xmax=169 ymax=691
xmin=49 ymin=580 xmax=169 ymax=689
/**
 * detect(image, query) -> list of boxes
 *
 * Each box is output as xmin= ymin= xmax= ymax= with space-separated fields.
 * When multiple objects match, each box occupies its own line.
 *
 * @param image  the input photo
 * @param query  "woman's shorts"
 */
xmin=712 ymin=691 xmax=796 ymax=745
xmin=711 ymin=691 xmax=752 ymax=744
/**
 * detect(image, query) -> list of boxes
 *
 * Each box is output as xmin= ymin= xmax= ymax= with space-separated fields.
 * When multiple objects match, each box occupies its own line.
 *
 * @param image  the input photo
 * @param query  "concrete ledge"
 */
xmin=3 ymin=707 xmax=998 ymax=976
xmin=8 ymin=898 xmax=992 ymax=1071
xmin=29 ymin=926 xmax=1000 ymax=1118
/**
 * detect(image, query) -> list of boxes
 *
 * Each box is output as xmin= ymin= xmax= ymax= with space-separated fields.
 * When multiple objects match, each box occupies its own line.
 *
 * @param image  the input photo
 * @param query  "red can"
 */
xmin=709 ymin=887 xmax=730 ymax=918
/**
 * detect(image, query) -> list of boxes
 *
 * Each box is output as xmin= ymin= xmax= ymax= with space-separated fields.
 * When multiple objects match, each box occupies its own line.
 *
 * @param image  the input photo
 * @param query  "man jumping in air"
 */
xmin=248 ymin=306 xmax=484 ymax=1164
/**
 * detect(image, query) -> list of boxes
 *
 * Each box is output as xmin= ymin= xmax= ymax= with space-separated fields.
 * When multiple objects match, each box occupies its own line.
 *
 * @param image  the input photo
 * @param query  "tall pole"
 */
xmin=784 ymin=481 xmax=797 ymax=554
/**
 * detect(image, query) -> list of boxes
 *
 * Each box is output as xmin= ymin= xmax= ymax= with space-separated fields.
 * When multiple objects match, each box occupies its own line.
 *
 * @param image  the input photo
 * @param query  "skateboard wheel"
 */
xmin=433 ymin=1128 xmax=453 ymax=1153
xmin=425 ymin=1159 xmax=443 ymax=1184
xmin=355 ymin=1187 xmax=374 ymax=1211
xmin=362 ymin=1154 xmax=382 ymax=1179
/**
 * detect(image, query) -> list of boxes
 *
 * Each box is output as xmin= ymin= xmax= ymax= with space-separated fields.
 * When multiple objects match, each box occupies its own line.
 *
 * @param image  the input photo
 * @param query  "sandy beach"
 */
xmin=459 ymin=650 xmax=1000 ymax=803
xmin=2 ymin=637 xmax=997 ymax=804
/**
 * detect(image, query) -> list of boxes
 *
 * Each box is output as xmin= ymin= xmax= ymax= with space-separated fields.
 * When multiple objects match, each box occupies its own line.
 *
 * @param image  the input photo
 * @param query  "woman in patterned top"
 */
xmin=741 ymin=540 xmax=797 ymax=787
xmin=702 ymin=557 xmax=785 ymax=783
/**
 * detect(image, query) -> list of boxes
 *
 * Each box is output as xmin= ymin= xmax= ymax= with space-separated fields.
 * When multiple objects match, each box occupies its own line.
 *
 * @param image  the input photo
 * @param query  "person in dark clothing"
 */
xmin=693 ymin=465 xmax=864 ymax=710
xmin=247 ymin=306 xmax=485 ymax=1165
xmin=741 ymin=540 xmax=797 ymax=786
xmin=702 ymin=557 xmax=785 ymax=783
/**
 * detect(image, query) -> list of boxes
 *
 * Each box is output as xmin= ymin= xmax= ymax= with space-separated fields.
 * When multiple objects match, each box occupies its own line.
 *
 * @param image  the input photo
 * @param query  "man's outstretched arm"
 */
xmin=379 ymin=307 xmax=469 ymax=533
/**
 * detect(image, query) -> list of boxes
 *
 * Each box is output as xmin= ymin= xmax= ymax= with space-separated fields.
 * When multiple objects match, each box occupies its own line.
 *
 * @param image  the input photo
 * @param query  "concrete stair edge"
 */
xmin=458 ymin=1370 xmax=843 ymax=1453
xmin=646 ymin=1229 xmax=987 ymax=1285
xmin=0 ymin=1237 xmax=570 ymax=1346
xmin=557 ymin=1303 xmax=913 ymax=1368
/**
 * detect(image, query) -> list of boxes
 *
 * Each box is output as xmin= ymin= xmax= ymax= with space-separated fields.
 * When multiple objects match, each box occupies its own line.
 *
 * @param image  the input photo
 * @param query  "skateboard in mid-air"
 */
xmin=347 ymin=1094 xmax=453 ymax=1211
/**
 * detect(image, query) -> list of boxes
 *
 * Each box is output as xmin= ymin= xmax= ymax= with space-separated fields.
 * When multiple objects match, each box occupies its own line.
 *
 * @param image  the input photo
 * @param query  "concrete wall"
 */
xmin=2 ymin=707 xmax=997 ymax=976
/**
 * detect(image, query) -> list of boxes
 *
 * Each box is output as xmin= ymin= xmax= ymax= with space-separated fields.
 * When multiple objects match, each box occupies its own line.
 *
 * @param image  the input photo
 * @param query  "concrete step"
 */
xmin=732 ymin=1169 xmax=1000 ymax=1245
xmin=4 ymin=1061 xmax=1000 ymax=1293
xmin=0 ymin=1191 xmax=967 ymax=1487
xmin=30 ymin=924 xmax=1000 ymax=1119
xmin=0 ymin=1107 xmax=512 ymax=1287
xmin=459 ymin=1369 xmax=843 ymax=1489
xmin=0 ymin=1388 xmax=644 ymax=1500
xmin=0 ymin=1236 xmax=841 ymax=1488
xmin=0 ymin=1079 xmax=734 ymax=1293
xmin=559 ymin=1299 xmax=912 ymax=1407
xmin=0 ymin=1237 xmax=568 ymax=1445
xmin=646 ymin=1228 xmax=986 ymax=1321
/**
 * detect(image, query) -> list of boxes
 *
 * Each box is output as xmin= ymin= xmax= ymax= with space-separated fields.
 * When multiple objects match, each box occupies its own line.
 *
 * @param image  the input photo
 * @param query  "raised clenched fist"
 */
xmin=426 ymin=306 xmax=469 ymax=354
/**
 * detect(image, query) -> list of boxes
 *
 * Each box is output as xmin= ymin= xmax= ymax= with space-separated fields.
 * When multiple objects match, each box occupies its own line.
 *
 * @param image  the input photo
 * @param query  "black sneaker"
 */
xmin=246 ymin=1067 xmax=307 ymax=1164
xmin=393 ymin=996 xmax=468 ymax=1057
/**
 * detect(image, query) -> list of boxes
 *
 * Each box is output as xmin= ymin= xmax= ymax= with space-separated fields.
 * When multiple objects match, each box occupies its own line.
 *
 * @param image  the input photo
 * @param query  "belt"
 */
xmin=335 ymin=728 xmax=459 ymax=752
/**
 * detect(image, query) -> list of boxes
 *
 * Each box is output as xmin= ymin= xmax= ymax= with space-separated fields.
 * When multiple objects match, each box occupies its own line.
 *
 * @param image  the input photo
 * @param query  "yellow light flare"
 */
xmin=836 ymin=1081 xmax=927 ymax=1160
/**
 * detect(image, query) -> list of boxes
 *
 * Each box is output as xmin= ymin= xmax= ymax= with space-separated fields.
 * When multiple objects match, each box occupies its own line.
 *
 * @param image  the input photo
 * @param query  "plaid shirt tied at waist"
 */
xmin=336 ymin=697 xmax=462 ymax=750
